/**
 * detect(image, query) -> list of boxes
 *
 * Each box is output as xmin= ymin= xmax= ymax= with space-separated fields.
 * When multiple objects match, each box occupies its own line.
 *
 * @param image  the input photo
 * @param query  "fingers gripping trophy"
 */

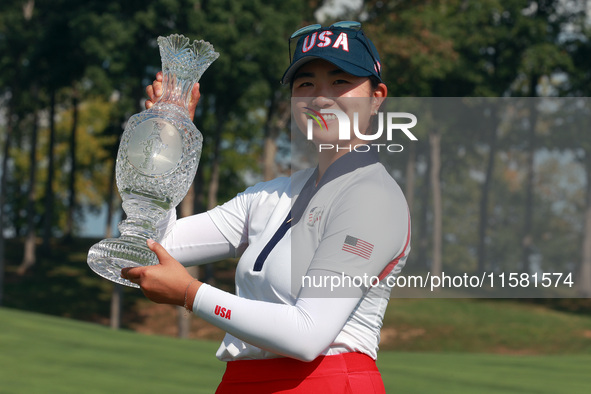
xmin=87 ymin=35 xmax=219 ymax=288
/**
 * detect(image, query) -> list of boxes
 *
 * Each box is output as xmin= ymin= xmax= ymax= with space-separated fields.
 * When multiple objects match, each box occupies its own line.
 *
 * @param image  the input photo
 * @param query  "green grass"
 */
xmin=2 ymin=307 xmax=591 ymax=394
xmin=3 ymin=238 xmax=591 ymax=392
xmin=378 ymin=352 xmax=591 ymax=393
xmin=381 ymin=298 xmax=591 ymax=354
xmin=3 ymin=237 xmax=591 ymax=355
xmin=0 ymin=308 xmax=224 ymax=394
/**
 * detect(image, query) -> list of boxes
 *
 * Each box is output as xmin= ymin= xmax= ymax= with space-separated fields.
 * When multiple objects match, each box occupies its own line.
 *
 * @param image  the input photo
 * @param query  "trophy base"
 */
xmin=87 ymin=237 xmax=159 ymax=288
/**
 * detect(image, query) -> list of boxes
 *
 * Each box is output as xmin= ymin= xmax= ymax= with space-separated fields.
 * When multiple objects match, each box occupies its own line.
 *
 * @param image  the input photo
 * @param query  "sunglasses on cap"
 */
xmin=288 ymin=21 xmax=381 ymax=78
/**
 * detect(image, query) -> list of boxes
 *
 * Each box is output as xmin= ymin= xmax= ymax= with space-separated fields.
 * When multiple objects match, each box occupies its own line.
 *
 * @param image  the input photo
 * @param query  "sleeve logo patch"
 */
xmin=214 ymin=305 xmax=232 ymax=320
xmin=307 ymin=206 xmax=323 ymax=227
xmin=342 ymin=235 xmax=374 ymax=260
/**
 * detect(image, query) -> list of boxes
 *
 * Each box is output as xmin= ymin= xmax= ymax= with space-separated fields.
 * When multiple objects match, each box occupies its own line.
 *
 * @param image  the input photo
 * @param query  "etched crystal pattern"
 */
xmin=116 ymin=106 xmax=201 ymax=211
xmin=88 ymin=35 xmax=218 ymax=287
xmin=158 ymin=34 xmax=219 ymax=81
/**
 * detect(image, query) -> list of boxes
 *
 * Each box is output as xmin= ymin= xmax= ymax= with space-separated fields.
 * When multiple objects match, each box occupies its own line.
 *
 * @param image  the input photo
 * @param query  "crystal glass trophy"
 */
xmin=87 ymin=34 xmax=219 ymax=288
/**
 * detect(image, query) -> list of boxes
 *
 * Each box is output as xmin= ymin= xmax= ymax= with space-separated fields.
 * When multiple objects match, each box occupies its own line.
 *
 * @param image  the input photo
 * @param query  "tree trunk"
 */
xmin=181 ymin=183 xmax=196 ymax=218
xmin=429 ymin=131 xmax=442 ymax=279
xmin=416 ymin=144 xmax=431 ymax=270
xmin=208 ymin=156 xmax=221 ymax=210
xmin=107 ymin=138 xmax=122 ymax=329
xmin=110 ymin=284 xmax=123 ymax=329
xmin=208 ymin=116 xmax=224 ymax=210
xmin=263 ymin=136 xmax=278 ymax=181
xmin=177 ymin=182 xmax=200 ymax=338
xmin=18 ymin=93 xmax=40 ymax=275
xmin=405 ymin=143 xmax=416 ymax=214
xmin=0 ymin=103 xmax=14 ymax=305
xmin=195 ymin=167 xmax=215 ymax=284
xmin=105 ymin=157 xmax=117 ymax=239
xmin=110 ymin=209 xmax=127 ymax=329
xmin=477 ymin=109 xmax=499 ymax=274
xmin=42 ymin=89 xmax=57 ymax=252
xmin=578 ymin=154 xmax=591 ymax=297
xmin=263 ymin=91 xmax=279 ymax=181
xmin=23 ymin=0 xmax=34 ymax=20
xmin=64 ymin=90 xmax=79 ymax=240
xmin=522 ymin=90 xmax=537 ymax=274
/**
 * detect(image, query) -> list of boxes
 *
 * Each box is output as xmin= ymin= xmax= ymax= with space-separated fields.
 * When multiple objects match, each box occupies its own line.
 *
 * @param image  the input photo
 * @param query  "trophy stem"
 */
xmin=87 ymin=199 xmax=168 ymax=288
xmin=118 ymin=199 xmax=168 ymax=240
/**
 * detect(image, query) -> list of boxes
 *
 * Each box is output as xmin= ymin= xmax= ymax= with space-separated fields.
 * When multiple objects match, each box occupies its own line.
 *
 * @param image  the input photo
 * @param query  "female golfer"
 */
xmin=122 ymin=22 xmax=411 ymax=393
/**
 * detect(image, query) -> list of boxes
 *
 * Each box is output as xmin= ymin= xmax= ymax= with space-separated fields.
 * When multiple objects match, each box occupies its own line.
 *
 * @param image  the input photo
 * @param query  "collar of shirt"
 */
xmin=291 ymin=147 xmax=379 ymax=225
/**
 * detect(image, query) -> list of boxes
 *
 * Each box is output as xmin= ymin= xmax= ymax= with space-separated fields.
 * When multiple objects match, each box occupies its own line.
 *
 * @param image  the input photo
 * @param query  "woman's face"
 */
xmin=291 ymin=59 xmax=386 ymax=147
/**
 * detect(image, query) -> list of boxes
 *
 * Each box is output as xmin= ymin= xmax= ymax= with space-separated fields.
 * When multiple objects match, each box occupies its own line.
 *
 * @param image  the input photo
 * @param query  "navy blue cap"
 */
xmin=281 ymin=27 xmax=382 ymax=85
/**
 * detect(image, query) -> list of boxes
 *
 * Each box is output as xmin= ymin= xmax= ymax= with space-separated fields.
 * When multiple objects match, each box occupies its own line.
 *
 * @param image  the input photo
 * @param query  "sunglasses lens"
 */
xmin=290 ymin=24 xmax=322 ymax=39
xmin=290 ymin=21 xmax=360 ymax=40
xmin=331 ymin=21 xmax=361 ymax=30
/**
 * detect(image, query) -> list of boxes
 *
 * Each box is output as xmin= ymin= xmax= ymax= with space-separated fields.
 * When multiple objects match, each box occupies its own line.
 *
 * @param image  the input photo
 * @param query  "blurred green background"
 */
xmin=1 ymin=0 xmax=591 ymax=392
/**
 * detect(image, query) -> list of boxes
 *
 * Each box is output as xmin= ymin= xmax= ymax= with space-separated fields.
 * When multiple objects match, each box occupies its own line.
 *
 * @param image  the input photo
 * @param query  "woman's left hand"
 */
xmin=145 ymin=71 xmax=201 ymax=122
xmin=121 ymin=239 xmax=201 ymax=307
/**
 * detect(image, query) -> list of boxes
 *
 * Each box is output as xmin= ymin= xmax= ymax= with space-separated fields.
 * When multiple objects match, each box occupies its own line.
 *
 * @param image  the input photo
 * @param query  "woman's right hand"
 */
xmin=145 ymin=71 xmax=201 ymax=122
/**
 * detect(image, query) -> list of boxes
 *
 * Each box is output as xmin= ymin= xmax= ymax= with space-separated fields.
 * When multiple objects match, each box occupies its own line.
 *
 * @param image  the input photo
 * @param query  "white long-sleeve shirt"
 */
xmin=161 ymin=149 xmax=411 ymax=362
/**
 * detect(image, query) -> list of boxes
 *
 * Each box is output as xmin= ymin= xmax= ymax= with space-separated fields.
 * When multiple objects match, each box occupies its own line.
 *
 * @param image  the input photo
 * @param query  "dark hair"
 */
xmin=368 ymin=76 xmax=386 ymax=134
xmin=369 ymin=76 xmax=381 ymax=91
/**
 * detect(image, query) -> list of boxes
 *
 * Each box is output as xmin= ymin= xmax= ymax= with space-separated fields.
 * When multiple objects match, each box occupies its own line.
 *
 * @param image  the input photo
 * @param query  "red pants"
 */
xmin=215 ymin=352 xmax=386 ymax=394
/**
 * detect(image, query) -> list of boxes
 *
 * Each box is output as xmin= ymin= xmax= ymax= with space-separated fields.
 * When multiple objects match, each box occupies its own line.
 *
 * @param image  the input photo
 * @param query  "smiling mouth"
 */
xmin=302 ymin=109 xmax=339 ymax=123
xmin=321 ymin=113 xmax=338 ymax=121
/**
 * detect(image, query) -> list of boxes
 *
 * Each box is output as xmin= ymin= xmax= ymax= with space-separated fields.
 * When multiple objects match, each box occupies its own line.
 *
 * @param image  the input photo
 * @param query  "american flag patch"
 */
xmin=342 ymin=235 xmax=374 ymax=260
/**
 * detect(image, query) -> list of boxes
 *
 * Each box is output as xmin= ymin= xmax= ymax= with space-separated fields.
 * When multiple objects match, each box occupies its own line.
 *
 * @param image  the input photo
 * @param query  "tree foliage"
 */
xmin=1 ymin=0 xmax=590 ymax=304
